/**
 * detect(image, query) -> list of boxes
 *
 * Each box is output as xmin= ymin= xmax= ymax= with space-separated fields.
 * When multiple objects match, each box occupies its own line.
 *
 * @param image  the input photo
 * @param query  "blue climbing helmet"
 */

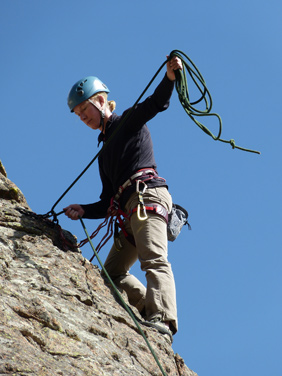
xmin=67 ymin=76 xmax=110 ymax=112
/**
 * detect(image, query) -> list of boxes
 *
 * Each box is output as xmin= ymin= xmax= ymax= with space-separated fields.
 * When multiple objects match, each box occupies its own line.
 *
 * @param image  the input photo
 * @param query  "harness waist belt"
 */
xmin=114 ymin=168 xmax=164 ymax=202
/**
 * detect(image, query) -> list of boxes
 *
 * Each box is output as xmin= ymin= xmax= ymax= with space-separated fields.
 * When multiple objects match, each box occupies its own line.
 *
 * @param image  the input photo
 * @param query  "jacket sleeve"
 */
xmin=80 ymin=200 xmax=108 ymax=219
xmin=124 ymin=73 xmax=174 ymax=133
xmin=80 ymin=162 xmax=113 ymax=219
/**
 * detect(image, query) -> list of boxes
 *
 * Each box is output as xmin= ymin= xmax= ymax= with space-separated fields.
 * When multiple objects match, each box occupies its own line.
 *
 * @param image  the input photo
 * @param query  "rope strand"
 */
xmin=170 ymin=50 xmax=260 ymax=154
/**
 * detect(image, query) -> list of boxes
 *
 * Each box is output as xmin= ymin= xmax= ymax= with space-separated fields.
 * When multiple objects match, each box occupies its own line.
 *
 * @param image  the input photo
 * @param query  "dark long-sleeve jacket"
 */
xmin=81 ymin=74 xmax=174 ymax=219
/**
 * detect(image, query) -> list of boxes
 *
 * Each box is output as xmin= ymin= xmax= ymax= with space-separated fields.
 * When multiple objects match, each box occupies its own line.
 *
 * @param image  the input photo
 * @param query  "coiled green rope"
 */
xmin=170 ymin=50 xmax=260 ymax=154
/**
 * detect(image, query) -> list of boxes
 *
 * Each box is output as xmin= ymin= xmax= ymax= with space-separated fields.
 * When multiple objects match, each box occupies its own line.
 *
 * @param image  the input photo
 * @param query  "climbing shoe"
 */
xmin=142 ymin=318 xmax=173 ymax=344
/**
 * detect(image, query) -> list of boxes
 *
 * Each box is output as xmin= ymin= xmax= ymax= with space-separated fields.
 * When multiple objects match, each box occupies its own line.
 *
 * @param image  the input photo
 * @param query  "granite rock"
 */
xmin=0 ymin=161 xmax=198 ymax=376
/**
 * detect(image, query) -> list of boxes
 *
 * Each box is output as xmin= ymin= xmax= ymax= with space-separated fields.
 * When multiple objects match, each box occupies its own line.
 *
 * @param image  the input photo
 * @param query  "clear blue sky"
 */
xmin=1 ymin=1 xmax=281 ymax=375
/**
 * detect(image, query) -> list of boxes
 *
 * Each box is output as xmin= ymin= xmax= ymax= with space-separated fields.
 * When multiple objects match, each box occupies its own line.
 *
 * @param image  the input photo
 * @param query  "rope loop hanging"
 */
xmin=169 ymin=50 xmax=260 ymax=154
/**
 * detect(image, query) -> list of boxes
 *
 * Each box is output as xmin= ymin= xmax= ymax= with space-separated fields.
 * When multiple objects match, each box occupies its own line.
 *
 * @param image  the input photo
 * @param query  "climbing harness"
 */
xmin=73 ymin=166 xmax=188 ymax=254
xmin=78 ymin=168 xmax=170 ymax=259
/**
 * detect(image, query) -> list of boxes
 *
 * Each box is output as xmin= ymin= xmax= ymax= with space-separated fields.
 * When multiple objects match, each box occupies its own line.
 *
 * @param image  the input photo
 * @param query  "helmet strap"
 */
xmin=100 ymin=110 xmax=105 ymax=132
xmin=88 ymin=99 xmax=106 ymax=132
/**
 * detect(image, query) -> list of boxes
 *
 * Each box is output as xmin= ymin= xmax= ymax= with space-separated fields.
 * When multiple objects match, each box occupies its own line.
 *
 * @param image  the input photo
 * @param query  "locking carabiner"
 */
xmin=136 ymin=180 xmax=148 ymax=221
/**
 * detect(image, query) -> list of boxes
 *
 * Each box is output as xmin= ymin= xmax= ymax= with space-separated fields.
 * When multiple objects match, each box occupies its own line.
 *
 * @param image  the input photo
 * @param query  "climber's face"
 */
xmin=73 ymin=97 xmax=104 ymax=131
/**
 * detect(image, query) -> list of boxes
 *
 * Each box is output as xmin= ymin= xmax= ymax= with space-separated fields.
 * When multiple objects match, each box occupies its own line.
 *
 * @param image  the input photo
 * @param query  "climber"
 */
xmin=63 ymin=55 xmax=183 ymax=343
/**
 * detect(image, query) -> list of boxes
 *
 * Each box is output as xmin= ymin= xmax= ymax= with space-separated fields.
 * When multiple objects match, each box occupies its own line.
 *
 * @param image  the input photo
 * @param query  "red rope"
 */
xmin=78 ymin=216 xmax=110 ymax=248
xmin=78 ymin=199 xmax=129 ymax=261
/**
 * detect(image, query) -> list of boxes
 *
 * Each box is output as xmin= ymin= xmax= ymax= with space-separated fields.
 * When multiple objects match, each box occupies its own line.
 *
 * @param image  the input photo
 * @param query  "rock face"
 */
xmin=0 ymin=161 xmax=197 ymax=376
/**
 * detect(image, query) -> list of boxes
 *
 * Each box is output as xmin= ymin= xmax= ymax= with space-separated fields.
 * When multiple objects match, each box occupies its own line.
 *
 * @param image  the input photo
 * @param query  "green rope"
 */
xmin=79 ymin=216 xmax=168 ymax=376
xmin=170 ymin=50 xmax=261 ymax=154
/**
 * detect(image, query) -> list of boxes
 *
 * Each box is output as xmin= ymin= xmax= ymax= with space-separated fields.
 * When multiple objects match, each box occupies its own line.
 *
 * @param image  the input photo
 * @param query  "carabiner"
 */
xmin=135 ymin=180 xmax=148 ymax=220
xmin=136 ymin=179 xmax=147 ymax=194
xmin=137 ymin=203 xmax=148 ymax=221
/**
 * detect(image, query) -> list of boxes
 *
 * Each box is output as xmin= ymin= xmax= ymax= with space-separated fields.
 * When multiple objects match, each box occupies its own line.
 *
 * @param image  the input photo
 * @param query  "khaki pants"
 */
xmin=101 ymin=187 xmax=178 ymax=334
